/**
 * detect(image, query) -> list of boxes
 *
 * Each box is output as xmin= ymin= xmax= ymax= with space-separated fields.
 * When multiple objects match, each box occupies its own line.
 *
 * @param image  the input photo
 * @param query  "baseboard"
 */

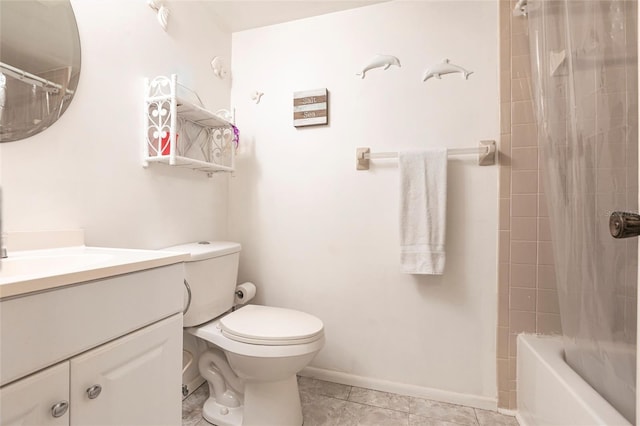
xmin=299 ymin=366 xmax=497 ymax=411
xmin=515 ymin=411 xmax=530 ymax=426
xmin=498 ymin=408 xmax=518 ymax=417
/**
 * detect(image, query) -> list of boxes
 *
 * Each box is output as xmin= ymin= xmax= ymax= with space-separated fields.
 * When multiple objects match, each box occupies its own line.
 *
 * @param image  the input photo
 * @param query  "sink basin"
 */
xmin=0 ymin=251 xmax=113 ymax=280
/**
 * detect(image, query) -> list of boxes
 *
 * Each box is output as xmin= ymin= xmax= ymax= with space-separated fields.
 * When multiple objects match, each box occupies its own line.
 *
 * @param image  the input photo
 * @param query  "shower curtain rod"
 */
xmin=0 ymin=62 xmax=74 ymax=95
xmin=355 ymin=140 xmax=496 ymax=170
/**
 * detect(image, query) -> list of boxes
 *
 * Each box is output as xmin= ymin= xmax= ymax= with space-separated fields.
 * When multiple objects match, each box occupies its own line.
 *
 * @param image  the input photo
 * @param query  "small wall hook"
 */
xmin=211 ymin=57 xmax=227 ymax=79
xmin=513 ymin=0 xmax=528 ymax=17
xmin=250 ymin=91 xmax=264 ymax=104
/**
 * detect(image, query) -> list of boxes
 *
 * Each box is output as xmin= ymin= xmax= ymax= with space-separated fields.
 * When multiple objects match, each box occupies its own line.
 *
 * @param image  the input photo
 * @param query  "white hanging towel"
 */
xmin=399 ymin=149 xmax=447 ymax=274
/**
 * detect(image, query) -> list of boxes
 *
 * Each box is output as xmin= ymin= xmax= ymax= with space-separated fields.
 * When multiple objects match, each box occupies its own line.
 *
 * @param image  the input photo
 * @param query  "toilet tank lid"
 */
xmin=164 ymin=241 xmax=241 ymax=261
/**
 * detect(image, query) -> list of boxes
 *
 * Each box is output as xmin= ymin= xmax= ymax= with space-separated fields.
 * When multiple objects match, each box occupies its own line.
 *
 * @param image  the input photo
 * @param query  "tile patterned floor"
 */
xmin=182 ymin=377 xmax=520 ymax=426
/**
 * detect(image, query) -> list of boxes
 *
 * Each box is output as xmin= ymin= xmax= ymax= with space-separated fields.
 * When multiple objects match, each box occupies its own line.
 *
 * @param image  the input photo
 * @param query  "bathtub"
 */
xmin=516 ymin=334 xmax=631 ymax=426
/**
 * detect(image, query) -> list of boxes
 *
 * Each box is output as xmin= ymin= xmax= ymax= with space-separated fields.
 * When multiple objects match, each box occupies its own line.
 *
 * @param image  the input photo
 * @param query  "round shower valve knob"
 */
xmin=610 ymin=211 xmax=640 ymax=239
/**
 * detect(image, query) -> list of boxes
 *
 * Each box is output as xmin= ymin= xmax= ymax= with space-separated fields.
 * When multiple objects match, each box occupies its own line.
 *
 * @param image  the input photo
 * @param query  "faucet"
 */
xmin=1 ymin=231 xmax=6 ymax=258
xmin=0 ymin=187 xmax=4 ymax=258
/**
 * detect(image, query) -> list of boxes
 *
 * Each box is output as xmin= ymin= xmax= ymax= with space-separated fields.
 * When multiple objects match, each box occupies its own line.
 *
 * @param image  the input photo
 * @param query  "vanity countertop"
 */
xmin=0 ymin=246 xmax=189 ymax=299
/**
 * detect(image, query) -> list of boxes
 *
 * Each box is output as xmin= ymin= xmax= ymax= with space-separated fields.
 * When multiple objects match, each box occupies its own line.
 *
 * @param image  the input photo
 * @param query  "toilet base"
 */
xmin=243 ymin=375 xmax=303 ymax=426
xmin=202 ymin=397 xmax=243 ymax=426
xmin=200 ymin=375 xmax=302 ymax=426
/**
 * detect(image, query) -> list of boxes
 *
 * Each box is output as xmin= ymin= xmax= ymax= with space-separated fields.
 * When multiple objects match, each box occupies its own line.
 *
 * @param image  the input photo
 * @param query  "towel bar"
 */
xmin=356 ymin=140 xmax=496 ymax=170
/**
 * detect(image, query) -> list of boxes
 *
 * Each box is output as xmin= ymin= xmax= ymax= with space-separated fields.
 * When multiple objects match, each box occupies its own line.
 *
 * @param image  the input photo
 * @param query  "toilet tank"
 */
xmin=165 ymin=241 xmax=241 ymax=327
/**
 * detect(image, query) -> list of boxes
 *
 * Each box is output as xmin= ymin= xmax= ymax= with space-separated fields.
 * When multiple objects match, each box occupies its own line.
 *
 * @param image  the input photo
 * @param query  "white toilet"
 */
xmin=167 ymin=241 xmax=325 ymax=426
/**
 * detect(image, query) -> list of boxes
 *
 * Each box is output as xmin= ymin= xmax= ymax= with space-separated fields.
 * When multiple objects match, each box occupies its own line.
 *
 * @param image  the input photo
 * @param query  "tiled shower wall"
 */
xmin=496 ymin=0 xmax=562 ymax=410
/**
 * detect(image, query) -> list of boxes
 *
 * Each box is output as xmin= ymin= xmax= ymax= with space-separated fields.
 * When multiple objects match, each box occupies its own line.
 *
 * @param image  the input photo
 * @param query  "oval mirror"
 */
xmin=0 ymin=0 xmax=81 ymax=142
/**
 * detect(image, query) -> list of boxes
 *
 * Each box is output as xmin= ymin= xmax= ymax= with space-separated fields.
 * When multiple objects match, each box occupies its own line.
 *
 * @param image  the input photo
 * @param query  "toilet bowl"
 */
xmin=166 ymin=241 xmax=325 ymax=426
xmin=187 ymin=305 xmax=324 ymax=426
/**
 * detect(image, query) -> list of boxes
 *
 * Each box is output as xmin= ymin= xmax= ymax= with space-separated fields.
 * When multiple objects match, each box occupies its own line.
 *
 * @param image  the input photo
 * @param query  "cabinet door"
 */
xmin=70 ymin=314 xmax=182 ymax=426
xmin=0 ymin=362 xmax=70 ymax=426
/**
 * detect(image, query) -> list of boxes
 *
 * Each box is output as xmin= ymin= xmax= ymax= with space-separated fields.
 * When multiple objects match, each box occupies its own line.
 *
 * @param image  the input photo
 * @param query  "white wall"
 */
xmin=0 ymin=0 xmax=232 ymax=249
xmin=229 ymin=1 xmax=499 ymax=405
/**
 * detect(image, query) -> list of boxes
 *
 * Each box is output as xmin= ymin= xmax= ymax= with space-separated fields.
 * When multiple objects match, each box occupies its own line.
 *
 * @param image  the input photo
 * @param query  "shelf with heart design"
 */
xmin=143 ymin=74 xmax=237 ymax=176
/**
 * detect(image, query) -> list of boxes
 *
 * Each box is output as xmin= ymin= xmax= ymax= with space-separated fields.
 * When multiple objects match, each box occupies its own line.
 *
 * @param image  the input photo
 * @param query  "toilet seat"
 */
xmin=220 ymin=305 xmax=324 ymax=346
xmin=186 ymin=305 xmax=325 ymax=358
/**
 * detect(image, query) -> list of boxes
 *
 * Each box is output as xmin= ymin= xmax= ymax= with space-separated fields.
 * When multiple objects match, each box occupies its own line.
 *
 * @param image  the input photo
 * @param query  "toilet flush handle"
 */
xmin=183 ymin=279 xmax=192 ymax=314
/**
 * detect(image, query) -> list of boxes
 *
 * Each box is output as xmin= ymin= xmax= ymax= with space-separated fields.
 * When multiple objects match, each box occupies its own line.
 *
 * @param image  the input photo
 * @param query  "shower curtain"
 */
xmin=527 ymin=0 xmax=638 ymax=422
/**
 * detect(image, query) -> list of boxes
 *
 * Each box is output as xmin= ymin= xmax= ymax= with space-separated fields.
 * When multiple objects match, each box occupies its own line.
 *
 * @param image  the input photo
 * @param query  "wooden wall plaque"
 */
xmin=293 ymin=88 xmax=328 ymax=127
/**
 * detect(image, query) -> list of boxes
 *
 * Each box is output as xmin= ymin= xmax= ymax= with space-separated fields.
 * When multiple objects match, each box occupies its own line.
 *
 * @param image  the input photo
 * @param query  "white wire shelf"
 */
xmin=143 ymin=74 xmax=235 ymax=176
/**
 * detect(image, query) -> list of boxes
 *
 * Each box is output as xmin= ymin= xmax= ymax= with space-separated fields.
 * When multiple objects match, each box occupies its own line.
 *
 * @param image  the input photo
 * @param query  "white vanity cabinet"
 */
xmin=0 ymin=315 xmax=181 ymax=426
xmin=0 ymin=262 xmax=185 ymax=426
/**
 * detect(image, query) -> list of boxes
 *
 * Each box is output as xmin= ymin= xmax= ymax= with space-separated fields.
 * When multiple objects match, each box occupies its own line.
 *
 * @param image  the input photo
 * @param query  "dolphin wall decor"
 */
xmin=422 ymin=59 xmax=473 ymax=82
xmin=356 ymin=55 xmax=401 ymax=79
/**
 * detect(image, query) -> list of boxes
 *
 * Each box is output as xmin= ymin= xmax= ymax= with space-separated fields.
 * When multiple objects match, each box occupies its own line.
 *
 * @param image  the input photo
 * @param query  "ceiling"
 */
xmin=203 ymin=1 xmax=388 ymax=33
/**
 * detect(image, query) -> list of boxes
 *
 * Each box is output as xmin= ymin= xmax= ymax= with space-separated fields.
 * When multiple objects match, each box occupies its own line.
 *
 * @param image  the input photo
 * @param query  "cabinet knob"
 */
xmin=86 ymin=384 xmax=102 ymax=399
xmin=51 ymin=401 xmax=69 ymax=418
